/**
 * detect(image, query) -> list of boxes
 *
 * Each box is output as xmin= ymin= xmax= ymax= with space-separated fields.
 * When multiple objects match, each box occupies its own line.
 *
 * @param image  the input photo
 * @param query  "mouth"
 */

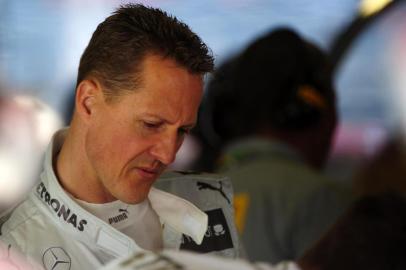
xmin=135 ymin=167 xmax=161 ymax=180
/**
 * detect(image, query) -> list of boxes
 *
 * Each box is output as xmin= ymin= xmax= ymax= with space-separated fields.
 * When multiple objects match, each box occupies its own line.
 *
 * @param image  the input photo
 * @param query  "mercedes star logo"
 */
xmin=42 ymin=247 xmax=71 ymax=270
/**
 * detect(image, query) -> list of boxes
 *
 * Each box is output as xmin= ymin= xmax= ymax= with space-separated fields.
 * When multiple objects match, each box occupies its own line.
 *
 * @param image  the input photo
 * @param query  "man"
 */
xmin=199 ymin=28 xmax=352 ymax=263
xmin=0 ymin=4 xmax=239 ymax=269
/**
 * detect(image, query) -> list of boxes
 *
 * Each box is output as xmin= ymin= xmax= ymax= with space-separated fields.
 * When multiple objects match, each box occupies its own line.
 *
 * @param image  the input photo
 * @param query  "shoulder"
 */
xmin=156 ymin=171 xmax=241 ymax=258
xmin=158 ymin=170 xmax=230 ymax=184
xmin=1 ymin=197 xmax=41 ymax=238
xmin=156 ymin=171 xmax=233 ymax=204
xmin=0 ymin=195 xmax=86 ymax=269
xmin=0 ymin=191 xmax=68 ymax=247
xmin=0 ymin=197 xmax=47 ymax=260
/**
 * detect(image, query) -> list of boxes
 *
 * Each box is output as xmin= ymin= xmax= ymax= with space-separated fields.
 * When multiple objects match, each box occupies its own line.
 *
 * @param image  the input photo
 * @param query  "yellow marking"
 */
xmin=359 ymin=0 xmax=392 ymax=17
xmin=234 ymin=193 xmax=250 ymax=234
xmin=297 ymin=85 xmax=327 ymax=110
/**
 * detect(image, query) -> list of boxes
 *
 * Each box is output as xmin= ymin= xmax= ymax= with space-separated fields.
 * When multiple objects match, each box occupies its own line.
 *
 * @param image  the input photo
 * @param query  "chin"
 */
xmin=119 ymin=185 xmax=152 ymax=204
xmin=119 ymin=195 xmax=148 ymax=204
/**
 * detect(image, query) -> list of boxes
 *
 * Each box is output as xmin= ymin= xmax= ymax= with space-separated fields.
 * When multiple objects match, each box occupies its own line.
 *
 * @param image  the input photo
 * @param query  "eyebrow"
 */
xmin=141 ymin=113 xmax=196 ymax=129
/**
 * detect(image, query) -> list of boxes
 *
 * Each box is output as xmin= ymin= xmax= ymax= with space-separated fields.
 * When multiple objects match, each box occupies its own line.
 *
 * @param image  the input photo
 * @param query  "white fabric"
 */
xmin=75 ymin=197 xmax=163 ymax=251
xmin=0 ymin=129 xmax=208 ymax=269
xmin=99 ymin=250 xmax=301 ymax=270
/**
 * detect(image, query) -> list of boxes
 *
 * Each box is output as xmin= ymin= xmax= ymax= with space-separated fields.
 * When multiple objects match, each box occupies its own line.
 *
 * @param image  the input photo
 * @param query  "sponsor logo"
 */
xmin=42 ymin=247 xmax=71 ymax=270
xmin=109 ymin=206 xmax=129 ymax=225
xmin=36 ymin=182 xmax=87 ymax=232
xmin=213 ymin=224 xmax=225 ymax=236
xmin=197 ymin=181 xmax=231 ymax=204
xmin=180 ymin=208 xmax=233 ymax=253
xmin=108 ymin=212 xmax=128 ymax=225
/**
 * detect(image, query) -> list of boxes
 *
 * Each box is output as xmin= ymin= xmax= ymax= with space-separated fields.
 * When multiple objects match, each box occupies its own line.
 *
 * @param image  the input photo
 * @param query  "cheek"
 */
xmin=87 ymin=114 xmax=156 ymax=168
xmin=107 ymin=128 xmax=155 ymax=164
xmin=85 ymin=121 xmax=129 ymax=170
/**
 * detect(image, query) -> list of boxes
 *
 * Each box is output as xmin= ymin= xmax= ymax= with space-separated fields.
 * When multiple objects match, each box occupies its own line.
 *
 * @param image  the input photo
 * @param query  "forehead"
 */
xmin=115 ymin=55 xmax=204 ymax=122
xmin=142 ymin=54 xmax=202 ymax=91
xmin=139 ymin=54 xmax=199 ymax=84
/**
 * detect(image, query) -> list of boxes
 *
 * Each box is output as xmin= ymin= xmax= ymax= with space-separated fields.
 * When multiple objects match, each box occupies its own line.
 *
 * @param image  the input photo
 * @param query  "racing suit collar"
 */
xmin=35 ymin=128 xmax=207 ymax=257
xmin=148 ymin=187 xmax=208 ymax=245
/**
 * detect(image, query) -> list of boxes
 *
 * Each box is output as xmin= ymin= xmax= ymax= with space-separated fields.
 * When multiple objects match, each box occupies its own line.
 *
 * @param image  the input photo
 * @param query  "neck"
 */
xmin=56 ymin=119 xmax=115 ymax=203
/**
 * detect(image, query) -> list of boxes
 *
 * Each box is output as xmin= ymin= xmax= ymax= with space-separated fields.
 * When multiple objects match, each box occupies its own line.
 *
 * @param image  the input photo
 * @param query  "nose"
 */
xmin=150 ymin=134 xmax=180 ymax=165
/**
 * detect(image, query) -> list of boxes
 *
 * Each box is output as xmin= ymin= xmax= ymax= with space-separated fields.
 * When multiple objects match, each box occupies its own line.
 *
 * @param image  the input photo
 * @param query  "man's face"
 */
xmin=85 ymin=55 xmax=203 ymax=203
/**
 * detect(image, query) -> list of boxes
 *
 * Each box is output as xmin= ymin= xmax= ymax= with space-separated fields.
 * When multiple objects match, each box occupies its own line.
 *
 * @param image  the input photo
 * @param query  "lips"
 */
xmin=140 ymin=167 xmax=159 ymax=174
xmin=135 ymin=166 xmax=161 ymax=180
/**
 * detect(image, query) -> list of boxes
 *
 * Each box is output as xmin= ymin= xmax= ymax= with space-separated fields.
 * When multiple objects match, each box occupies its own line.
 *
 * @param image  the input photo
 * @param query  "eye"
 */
xmin=178 ymin=128 xmax=191 ymax=136
xmin=143 ymin=121 xmax=162 ymax=129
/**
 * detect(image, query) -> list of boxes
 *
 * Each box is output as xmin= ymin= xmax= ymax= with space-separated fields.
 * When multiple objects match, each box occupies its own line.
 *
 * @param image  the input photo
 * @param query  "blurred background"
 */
xmin=0 ymin=0 xmax=405 ymax=206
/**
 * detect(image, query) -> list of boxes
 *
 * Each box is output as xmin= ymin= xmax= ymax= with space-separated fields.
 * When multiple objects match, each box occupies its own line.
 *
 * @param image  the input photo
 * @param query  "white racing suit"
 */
xmin=0 ymin=131 xmax=240 ymax=270
xmin=100 ymin=250 xmax=301 ymax=270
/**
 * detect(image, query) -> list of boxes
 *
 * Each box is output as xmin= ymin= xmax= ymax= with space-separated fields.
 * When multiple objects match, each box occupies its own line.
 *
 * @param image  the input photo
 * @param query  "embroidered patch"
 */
xmin=180 ymin=208 xmax=233 ymax=253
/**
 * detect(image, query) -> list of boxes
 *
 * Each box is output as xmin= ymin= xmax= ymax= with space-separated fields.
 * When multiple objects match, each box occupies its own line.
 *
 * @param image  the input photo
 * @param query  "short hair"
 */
xmin=77 ymin=4 xmax=214 ymax=99
xmin=203 ymin=28 xmax=335 ymax=142
xmin=298 ymin=193 xmax=406 ymax=270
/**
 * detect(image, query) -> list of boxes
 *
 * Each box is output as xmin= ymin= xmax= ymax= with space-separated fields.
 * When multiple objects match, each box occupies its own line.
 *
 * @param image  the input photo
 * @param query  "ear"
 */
xmin=75 ymin=79 xmax=103 ymax=122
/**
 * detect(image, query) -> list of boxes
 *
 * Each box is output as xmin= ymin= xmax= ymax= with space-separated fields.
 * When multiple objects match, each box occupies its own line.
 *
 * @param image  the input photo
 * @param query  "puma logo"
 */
xmin=197 ymin=181 xmax=231 ymax=204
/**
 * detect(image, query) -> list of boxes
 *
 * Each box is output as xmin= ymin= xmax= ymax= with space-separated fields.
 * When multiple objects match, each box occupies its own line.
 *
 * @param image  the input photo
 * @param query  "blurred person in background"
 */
xmin=0 ymin=96 xmax=37 ymax=218
xmin=352 ymin=135 xmax=406 ymax=197
xmin=0 ymin=4 xmax=241 ymax=270
xmin=0 ymin=95 xmax=62 ymax=220
xmin=0 ymin=94 xmax=61 ymax=270
xmin=298 ymin=193 xmax=406 ymax=270
xmin=199 ymin=28 xmax=352 ymax=263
